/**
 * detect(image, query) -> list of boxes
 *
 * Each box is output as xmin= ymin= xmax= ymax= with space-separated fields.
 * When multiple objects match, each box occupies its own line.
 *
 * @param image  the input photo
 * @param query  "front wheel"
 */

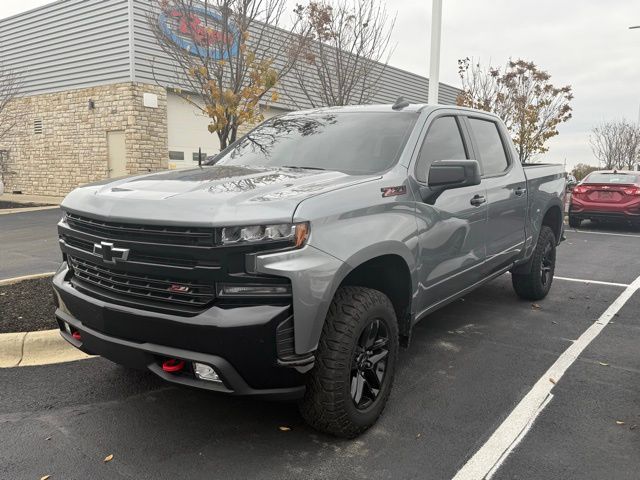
xmin=299 ymin=286 xmax=399 ymax=438
xmin=512 ymin=226 xmax=557 ymax=301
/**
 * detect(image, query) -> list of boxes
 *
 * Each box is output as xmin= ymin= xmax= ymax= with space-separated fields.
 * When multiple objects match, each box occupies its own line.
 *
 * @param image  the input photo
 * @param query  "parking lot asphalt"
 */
xmin=0 ymin=208 xmax=62 ymax=280
xmin=1 ymin=222 xmax=639 ymax=479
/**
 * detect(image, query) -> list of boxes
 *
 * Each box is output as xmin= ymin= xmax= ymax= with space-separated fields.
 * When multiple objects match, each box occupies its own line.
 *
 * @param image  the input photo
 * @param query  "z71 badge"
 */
xmin=381 ymin=185 xmax=407 ymax=197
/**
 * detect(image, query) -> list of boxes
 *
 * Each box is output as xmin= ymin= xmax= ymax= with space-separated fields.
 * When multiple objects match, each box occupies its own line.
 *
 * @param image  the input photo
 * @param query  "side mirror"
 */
xmin=420 ymin=160 xmax=481 ymax=204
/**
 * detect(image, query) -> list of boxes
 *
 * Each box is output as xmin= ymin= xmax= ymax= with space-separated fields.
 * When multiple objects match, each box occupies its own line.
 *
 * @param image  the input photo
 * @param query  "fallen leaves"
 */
xmin=278 ymin=426 xmax=291 ymax=432
xmin=40 ymin=476 xmax=51 ymax=480
xmin=103 ymin=454 xmax=114 ymax=463
xmin=616 ymin=421 xmax=625 ymax=426
xmin=549 ymin=378 xmax=556 ymax=384
xmin=598 ymin=362 xmax=609 ymax=367
xmin=532 ymin=304 xmax=541 ymax=310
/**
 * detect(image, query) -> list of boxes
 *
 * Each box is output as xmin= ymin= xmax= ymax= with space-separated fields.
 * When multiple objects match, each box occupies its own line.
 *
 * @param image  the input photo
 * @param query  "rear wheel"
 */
xmin=512 ymin=226 xmax=556 ymax=301
xmin=568 ymin=215 xmax=581 ymax=228
xmin=299 ymin=286 xmax=398 ymax=438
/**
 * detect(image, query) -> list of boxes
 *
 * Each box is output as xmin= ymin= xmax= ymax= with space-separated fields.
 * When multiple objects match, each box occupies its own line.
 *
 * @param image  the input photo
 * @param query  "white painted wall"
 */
xmin=166 ymin=91 xmax=288 ymax=169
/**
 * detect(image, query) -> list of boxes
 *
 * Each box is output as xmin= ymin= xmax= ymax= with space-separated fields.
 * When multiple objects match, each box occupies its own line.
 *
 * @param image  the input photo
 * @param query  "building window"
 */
xmin=33 ymin=119 xmax=43 ymax=134
xmin=193 ymin=152 xmax=207 ymax=162
xmin=169 ymin=151 xmax=185 ymax=161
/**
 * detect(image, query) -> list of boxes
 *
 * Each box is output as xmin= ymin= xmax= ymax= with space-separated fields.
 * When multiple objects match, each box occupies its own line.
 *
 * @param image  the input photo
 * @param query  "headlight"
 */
xmin=221 ymin=222 xmax=309 ymax=248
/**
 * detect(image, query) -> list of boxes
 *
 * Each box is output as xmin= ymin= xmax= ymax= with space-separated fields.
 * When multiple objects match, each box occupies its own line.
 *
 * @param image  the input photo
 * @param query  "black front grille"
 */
xmin=68 ymin=256 xmax=216 ymax=309
xmin=65 ymin=213 xmax=216 ymax=247
xmin=60 ymin=234 xmax=204 ymax=269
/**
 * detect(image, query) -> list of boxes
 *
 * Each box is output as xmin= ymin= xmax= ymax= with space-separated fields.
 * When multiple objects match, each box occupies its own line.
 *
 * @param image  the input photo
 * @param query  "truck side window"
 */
xmin=416 ymin=116 xmax=467 ymax=183
xmin=468 ymin=118 xmax=509 ymax=176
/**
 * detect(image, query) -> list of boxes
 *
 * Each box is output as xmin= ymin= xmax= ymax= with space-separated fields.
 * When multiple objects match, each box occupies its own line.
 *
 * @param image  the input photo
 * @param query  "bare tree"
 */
xmin=590 ymin=119 xmax=640 ymax=170
xmin=457 ymin=58 xmax=573 ymax=163
xmin=623 ymin=121 xmax=640 ymax=170
xmin=290 ymin=0 xmax=395 ymax=107
xmin=149 ymin=0 xmax=308 ymax=150
xmin=0 ymin=64 xmax=21 ymax=186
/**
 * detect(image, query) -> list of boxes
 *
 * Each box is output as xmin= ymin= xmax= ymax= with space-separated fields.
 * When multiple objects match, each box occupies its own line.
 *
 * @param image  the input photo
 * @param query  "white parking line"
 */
xmin=554 ymin=276 xmax=629 ymax=288
xmin=566 ymin=229 xmax=640 ymax=239
xmin=452 ymin=274 xmax=640 ymax=480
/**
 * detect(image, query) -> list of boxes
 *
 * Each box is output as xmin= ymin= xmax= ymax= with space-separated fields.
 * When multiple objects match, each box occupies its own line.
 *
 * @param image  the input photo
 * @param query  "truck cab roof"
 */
xmin=288 ymin=103 xmax=502 ymax=118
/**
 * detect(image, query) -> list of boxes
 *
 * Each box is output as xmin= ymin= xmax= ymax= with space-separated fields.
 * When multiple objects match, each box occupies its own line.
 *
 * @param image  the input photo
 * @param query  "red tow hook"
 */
xmin=71 ymin=331 xmax=82 ymax=341
xmin=162 ymin=358 xmax=186 ymax=373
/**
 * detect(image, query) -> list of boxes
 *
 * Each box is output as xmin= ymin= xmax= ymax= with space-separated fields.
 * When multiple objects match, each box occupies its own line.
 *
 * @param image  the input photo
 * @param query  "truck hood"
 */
xmin=62 ymin=165 xmax=379 ymax=226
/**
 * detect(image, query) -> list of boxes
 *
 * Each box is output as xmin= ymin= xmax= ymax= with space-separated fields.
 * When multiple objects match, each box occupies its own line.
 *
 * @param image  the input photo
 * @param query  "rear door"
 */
xmin=463 ymin=115 xmax=527 ymax=274
xmin=412 ymin=112 xmax=488 ymax=316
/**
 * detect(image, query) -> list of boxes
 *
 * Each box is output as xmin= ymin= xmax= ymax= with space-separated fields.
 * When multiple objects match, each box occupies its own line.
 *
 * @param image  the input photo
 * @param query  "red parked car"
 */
xmin=568 ymin=170 xmax=640 ymax=228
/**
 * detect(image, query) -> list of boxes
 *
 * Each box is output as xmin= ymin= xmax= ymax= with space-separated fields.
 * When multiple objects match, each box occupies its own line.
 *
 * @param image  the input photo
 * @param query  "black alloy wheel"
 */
xmin=540 ymin=241 xmax=555 ymax=288
xmin=350 ymin=318 xmax=390 ymax=410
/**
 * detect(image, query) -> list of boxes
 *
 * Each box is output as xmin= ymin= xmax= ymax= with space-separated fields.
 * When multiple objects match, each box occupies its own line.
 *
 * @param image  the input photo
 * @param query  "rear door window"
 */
xmin=584 ymin=173 xmax=639 ymax=184
xmin=468 ymin=118 xmax=510 ymax=176
xmin=416 ymin=116 xmax=468 ymax=183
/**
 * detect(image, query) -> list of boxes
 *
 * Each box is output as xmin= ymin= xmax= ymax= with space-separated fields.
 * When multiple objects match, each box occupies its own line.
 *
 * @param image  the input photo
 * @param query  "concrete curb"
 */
xmin=0 ymin=272 xmax=56 ymax=286
xmin=0 ymin=193 xmax=64 ymax=204
xmin=0 ymin=205 xmax=60 ymax=215
xmin=0 ymin=273 xmax=93 ymax=367
xmin=0 ymin=329 xmax=94 ymax=368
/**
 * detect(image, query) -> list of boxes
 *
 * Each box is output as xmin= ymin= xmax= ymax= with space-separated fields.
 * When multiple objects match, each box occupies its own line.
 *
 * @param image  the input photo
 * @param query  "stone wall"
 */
xmin=0 ymin=82 xmax=168 ymax=196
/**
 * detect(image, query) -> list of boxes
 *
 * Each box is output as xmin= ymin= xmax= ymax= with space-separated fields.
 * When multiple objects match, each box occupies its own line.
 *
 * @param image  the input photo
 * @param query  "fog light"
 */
xmin=217 ymin=283 xmax=291 ymax=297
xmin=193 ymin=362 xmax=221 ymax=382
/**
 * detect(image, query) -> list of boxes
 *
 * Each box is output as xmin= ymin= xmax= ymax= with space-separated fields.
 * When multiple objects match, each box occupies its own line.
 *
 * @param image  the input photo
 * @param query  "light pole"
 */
xmin=631 ymin=26 xmax=640 ymax=123
xmin=428 ymin=0 xmax=443 ymax=105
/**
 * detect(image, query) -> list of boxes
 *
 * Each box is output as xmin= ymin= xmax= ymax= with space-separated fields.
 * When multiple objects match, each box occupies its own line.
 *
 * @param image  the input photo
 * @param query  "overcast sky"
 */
xmin=2 ymin=0 xmax=639 ymax=169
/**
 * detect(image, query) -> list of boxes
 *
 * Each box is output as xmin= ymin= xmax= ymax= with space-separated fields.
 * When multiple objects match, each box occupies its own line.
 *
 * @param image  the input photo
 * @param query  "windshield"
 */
xmin=584 ymin=173 xmax=639 ymax=184
xmin=209 ymin=112 xmax=419 ymax=175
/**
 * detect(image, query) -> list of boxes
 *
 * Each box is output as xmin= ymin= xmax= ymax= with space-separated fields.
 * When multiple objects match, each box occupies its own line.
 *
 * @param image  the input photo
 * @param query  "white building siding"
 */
xmin=0 ymin=0 xmax=132 ymax=95
xmin=1 ymin=0 xmax=460 ymax=105
xmin=131 ymin=1 xmax=460 ymax=108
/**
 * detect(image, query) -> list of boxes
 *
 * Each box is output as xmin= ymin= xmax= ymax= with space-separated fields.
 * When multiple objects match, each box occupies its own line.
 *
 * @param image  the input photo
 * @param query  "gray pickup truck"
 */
xmin=53 ymin=103 xmax=565 ymax=437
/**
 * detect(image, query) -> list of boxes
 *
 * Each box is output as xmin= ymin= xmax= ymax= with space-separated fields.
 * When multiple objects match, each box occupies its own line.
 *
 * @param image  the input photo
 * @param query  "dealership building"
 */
xmin=0 ymin=0 xmax=460 ymax=197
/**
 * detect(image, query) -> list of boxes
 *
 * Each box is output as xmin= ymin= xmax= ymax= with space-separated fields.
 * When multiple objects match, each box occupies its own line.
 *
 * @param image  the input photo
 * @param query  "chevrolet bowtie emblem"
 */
xmin=93 ymin=241 xmax=130 ymax=264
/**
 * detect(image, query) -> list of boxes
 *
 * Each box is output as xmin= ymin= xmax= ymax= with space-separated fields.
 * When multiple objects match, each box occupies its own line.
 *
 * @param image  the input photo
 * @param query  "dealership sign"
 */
xmin=158 ymin=6 xmax=239 ymax=59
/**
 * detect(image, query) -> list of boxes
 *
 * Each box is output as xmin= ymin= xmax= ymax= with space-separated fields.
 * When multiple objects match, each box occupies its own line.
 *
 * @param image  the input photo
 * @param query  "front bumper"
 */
xmin=52 ymin=264 xmax=308 ymax=400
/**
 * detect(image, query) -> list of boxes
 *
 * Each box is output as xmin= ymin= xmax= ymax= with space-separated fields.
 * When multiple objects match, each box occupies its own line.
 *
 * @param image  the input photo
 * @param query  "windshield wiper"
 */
xmin=281 ymin=165 xmax=327 ymax=171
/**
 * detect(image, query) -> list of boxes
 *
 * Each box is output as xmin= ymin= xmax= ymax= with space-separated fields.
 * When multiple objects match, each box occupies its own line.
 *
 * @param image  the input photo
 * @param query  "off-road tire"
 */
xmin=299 ymin=286 xmax=399 ymax=438
xmin=568 ymin=215 xmax=581 ymax=228
xmin=511 ymin=226 xmax=556 ymax=301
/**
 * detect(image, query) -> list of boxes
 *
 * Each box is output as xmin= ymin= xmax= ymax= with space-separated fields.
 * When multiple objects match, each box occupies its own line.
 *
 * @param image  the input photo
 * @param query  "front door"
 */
xmin=107 ymin=131 xmax=127 ymax=178
xmin=413 ymin=114 xmax=488 ymax=317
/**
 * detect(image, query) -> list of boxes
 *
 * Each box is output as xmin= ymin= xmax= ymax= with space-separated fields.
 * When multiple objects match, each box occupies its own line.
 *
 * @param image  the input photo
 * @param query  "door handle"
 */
xmin=515 ymin=186 xmax=527 ymax=196
xmin=470 ymin=194 xmax=486 ymax=206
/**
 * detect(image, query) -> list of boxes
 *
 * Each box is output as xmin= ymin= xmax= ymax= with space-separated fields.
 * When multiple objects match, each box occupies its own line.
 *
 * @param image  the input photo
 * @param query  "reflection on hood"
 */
xmin=208 ymin=172 xmax=297 ymax=194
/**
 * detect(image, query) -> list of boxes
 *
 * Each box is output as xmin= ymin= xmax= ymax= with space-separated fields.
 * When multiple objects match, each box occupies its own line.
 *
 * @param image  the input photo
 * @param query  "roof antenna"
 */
xmin=392 ymin=96 xmax=410 ymax=110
